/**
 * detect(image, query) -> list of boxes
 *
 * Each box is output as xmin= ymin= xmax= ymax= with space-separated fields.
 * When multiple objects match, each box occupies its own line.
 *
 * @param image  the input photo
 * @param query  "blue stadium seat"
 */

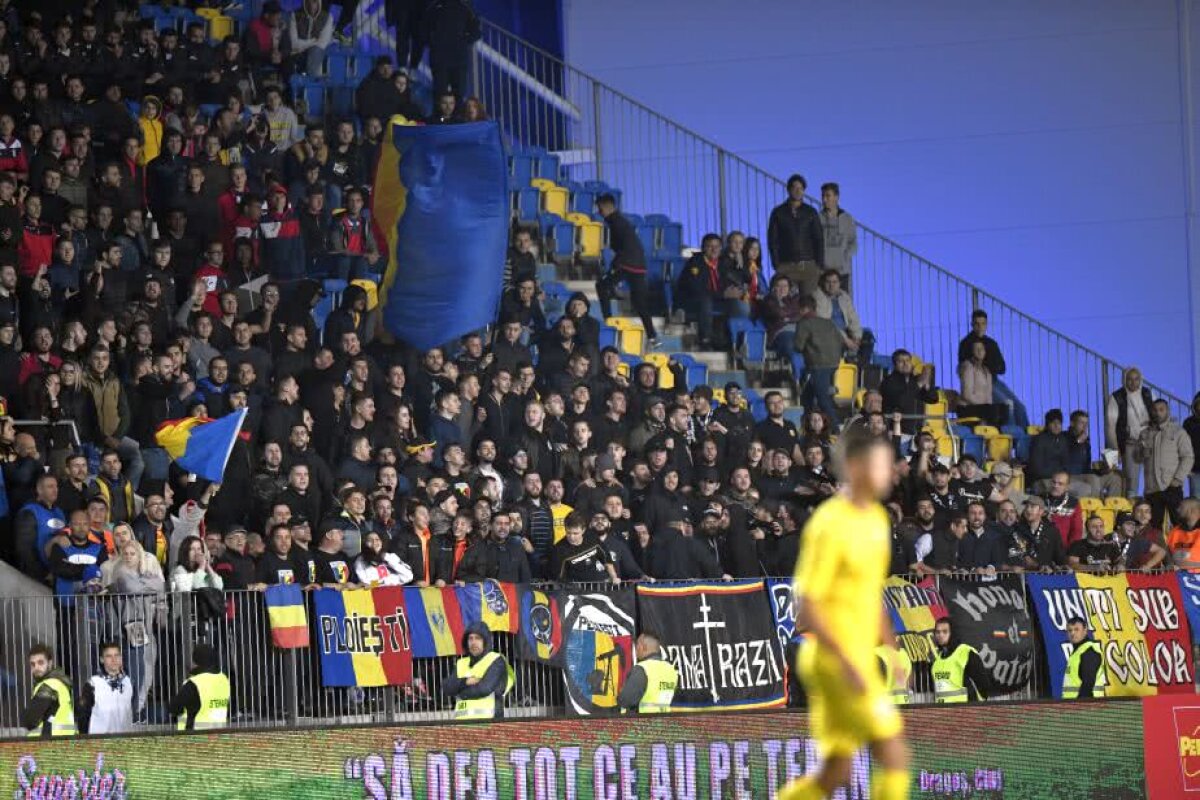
xmin=510 ymin=155 xmax=536 ymax=188
xmin=635 ymin=225 xmax=656 ymax=256
xmin=623 ymin=213 xmax=644 ymax=227
xmin=657 ymin=222 xmax=683 ymax=256
xmin=199 ymin=103 xmax=223 ymax=120
xmin=599 ymin=325 xmax=619 ymax=350
xmin=644 ymin=213 xmax=671 ymax=227
xmin=960 ymin=435 xmax=986 ymax=462
xmin=535 ymin=152 xmax=560 ymax=181
xmin=551 ymin=221 xmax=576 ymax=259
xmin=516 ymin=189 xmax=541 ymax=223
xmin=570 ymin=188 xmax=596 ymax=214
xmin=729 ymin=318 xmax=767 ymax=367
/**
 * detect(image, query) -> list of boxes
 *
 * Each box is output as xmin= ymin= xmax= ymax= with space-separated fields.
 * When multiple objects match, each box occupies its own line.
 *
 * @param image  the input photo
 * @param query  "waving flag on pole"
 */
xmin=155 ymin=408 xmax=248 ymax=482
xmin=378 ymin=119 xmax=509 ymax=350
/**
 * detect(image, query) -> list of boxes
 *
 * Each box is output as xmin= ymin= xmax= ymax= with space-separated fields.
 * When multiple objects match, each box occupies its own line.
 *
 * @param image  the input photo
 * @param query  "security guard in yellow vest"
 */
xmin=931 ymin=617 xmax=989 ymax=704
xmin=875 ymin=643 xmax=913 ymax=705
xmin=170 ymin=643 xmax=231 ymax=731
xmin=1062 ymin=616 xmax=1106 ymax=699
xmin=447 ymin=624 xmax=514 ymax=720
xmin=21 ymin=644 xmax=76 ymax=737
xmin=618 ymin=632 xmax=678 ymax=714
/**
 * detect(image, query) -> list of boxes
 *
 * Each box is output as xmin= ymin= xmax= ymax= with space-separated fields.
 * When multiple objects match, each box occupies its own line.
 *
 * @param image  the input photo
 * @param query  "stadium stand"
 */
xmin=0 ymin=0 xmax=1194 ymax=742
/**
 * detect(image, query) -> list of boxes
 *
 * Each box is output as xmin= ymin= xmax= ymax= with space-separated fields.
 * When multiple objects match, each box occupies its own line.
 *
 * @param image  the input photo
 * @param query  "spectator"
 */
xmin=956 ymin=339 xmax=1005 ymax=426
xmin=812 ymin=269 xmax=862 ymax=355
xmin=958 ymin=501 xmax=1005 ymax=574
xmin=1167 ymin=498 xmax=1200 ymax=571
xmin=1105 ymin=366 xmax=1153 ymax=496
xmin=1112 ymin=511 xmax=1167 ymax=571
xmin=262 ymin=88 xmax=303 ymax=150
xmin=289 ymin=0 xmax=335 ymax=77
xmin=595 ymin=198 xmax=660 ymax=345
xmin=760 ymin=274 xmax=803 ymax=359
xmin=1063 ymin=410 xmax=1123 ymax=499
xmin=327 ymin=188 xmax=379 ymax=280
xmin=766 ymin=174 xmax=823 ymax=298
xmin=171 ymin=535 xmax=224 ymax=592
xmin=791 ymin=293 xmax=845 ymax=424
xmin=423 ymin=0 xmax=482 ymax=100
xmin=1043 ymin=471 xmax=1084 ymax=550
xmin=354 ymin=529 xmax=414 ymax=586
xmin=1185 ymin=391 xmax=1200 ymax=499
xmin=1067 ymin=515 xmax=1121 ymax=573
xmin=1137 ymin=398 xmax=1194 ymax=529
xmin=819 ymin=182 xmax=857 ymax=287
xmin=956 ymin=309 xmax=1006 ymax=377
xmin=79 ymin=642 xmax=133 ymax=735
xmin=880 ymin=349 xmax=937 ymax=434
xmin=442 ymin=622 xmax=511 ymax=719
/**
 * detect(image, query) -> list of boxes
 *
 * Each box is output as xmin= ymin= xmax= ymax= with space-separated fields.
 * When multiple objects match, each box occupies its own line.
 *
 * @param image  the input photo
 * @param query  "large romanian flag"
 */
xmin=376 ymin=119 xmax=509 ymax=350
xmin=154 ymin=408 xmax=248 ymax=482
xmin=264 ymin=584 xmax=309 ymax=649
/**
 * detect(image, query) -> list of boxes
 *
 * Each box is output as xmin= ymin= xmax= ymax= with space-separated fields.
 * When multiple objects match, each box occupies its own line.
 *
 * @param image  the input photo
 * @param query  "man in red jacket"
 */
xmin=17 ymin=194 xmax=54 ymax=279
xmin=1042 ymin=470 xmax=1084 ymax=549
xmin=191 ymin=240 xmax=230 ymax=316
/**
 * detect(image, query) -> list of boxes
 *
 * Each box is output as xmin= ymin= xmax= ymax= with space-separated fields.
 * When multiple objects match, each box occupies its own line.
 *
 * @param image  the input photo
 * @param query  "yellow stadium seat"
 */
xmin=1092 ymin=508 xmax=1116 ymax=531
xmin=909 ymin=355 xmax=925 ymax=375
xmin=1026 ymin=425 xmax=1043 ymax=436
xmin=531 ymin=179 xmax=569 ymax=216
xmin=1079 ymin=497 xmax=1104 ymax=513
xmin=643 ymin=353 xmax=673 ymax=390
xmin=350 ymin=278 xmax=379 ymax=310
xmin=974 ymin=425 xmax=1000 ymax=438
xmin=986 ymin=435 xmax=1013 ymax=462
xmin=1011 ymin=467 xmax=1025 ymax=493
xmin=934 ymin=435 xmax=958 ymax=458
xmin=616 ymin=362 xmax=631 ymax=379
xmin=1105 ymin=496 xmax=1133 ymax=512
xmin=576 ymin=220 xmax=603 ymax=259
xmin=924 ymin=401 xmax=949 ymax=434
xmin=834 ymin=362 xmax=858 ymax=404
xmin=206 ymin=14 xmax=235 ymax=40
xmin=712 ymin=388 xmax=726 ymax=406
xmin=854 ymin=388 xmax=867 ymax=410
xmin=606 ymin=317 xmax=644 ymax=356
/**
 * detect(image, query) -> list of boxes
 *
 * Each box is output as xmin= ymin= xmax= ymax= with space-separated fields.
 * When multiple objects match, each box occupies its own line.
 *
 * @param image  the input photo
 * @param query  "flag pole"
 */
xmin=215 ymin=407 xmax=248 ymax=482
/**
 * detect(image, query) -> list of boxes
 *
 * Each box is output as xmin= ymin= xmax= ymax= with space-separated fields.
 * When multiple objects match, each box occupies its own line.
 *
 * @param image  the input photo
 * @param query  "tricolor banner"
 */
xmin=883 ymin=575 xmax=948 ymax=664
xmin=312 ymin=587 xmax=413 ymax=687
xmin=1026 ymin=572 xmax=1194 ymax=698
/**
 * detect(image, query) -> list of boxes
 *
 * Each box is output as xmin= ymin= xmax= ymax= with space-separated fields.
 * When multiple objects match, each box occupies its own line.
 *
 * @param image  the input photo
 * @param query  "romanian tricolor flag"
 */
xmin=1027 ymin=571 xmax=1194 ymax=698
xmin=376 ymin=118 xmax=509 ymax=350
xmin=404 ymin=586 xmax=467 ymax=658
xmin=264 ymin=584 xmax=309 ymax=648
xmin=155 ymin=408 xmax=248 ymax=482
xmin=517 ymin=588 xmax=563 ymax=664
xmin=883 ymin=575 xmax=948 ymax=663
xmin=312 ymin=586 xmax=413 ymax=687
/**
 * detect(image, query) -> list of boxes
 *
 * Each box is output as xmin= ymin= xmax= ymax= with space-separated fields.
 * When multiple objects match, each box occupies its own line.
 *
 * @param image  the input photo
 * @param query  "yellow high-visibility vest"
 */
xmin=453 ymin=651 xmax=514 ymax=720
xmin=931 ymin=644 xmax=976 ymax=703
xmin=637 ymin=657 xmax=678 ymax=714
xmin=178 ymin=672 xmax=230 ymax=730
xmin=1063 ymin=640 xmax=1107 ymax=699
xmin=27 ymin=677 xmax=75 ymax=737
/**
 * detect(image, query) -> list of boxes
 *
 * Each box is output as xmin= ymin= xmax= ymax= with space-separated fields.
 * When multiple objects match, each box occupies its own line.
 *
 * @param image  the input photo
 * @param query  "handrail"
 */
xmin=474 ymin=19 xmax=1189 ymax=420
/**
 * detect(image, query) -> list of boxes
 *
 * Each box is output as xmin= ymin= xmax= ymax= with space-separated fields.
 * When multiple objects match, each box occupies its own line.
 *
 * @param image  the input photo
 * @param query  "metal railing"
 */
xmin=0 ymin=571 xmax=1130 ymax=737
xmin=459 ymin=20 xmax=1192 ymax=442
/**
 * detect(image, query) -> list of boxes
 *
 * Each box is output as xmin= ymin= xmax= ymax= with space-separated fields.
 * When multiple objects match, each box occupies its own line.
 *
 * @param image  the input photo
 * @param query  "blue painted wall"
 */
xmin=564 ymin=0 xmax=1199 ymax=398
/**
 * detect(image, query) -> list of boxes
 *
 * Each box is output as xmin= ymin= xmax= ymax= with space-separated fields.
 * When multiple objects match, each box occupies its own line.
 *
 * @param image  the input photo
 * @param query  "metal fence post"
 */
xmin=716 ymin=148 xmax=728 ymax=236
xmin=1101 ymin=359 xmax=1111 ymax=402
xmin=970 ymin=287 xmax=980 ymax=314
xmin=285 ymin=649 xmax=300 ymax=726
xmin=592 ymin=82 xmax=604 ymax=181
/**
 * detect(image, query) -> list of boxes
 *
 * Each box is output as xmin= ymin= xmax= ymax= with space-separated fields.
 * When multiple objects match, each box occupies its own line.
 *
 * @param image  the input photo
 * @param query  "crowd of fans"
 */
xmin=0 ymin=1 xmax=1196 ymax=650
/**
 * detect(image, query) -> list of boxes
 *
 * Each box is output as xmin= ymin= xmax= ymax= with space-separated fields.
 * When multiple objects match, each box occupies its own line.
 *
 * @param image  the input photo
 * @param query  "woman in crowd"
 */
xmin=354 ymin=529 xmax=414 ymax=586
xmin=170 ymin=535 xmax=224 ymax=592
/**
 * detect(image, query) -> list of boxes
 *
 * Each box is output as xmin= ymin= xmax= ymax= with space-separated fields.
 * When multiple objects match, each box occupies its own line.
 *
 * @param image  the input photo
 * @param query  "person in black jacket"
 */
xmin=956 ymin=309 xmax=1006 ymax=376
xmin=486 ymin=512 xmax=531 ymax=583
xmin=422 ymin=0 xmax=480 ymax=99
xmin=879 ymin=349 xmax=938 ymax=434
xmin=594 ymin=194 xmax=658 ymax=346
xmin=766 ymin=174 xmax=824 ymax=298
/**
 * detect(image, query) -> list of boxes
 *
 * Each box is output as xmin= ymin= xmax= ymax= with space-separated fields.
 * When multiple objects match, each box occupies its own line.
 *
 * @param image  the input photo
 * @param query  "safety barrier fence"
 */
xmin=5 ymin=568 xmax=1186 ymax=739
